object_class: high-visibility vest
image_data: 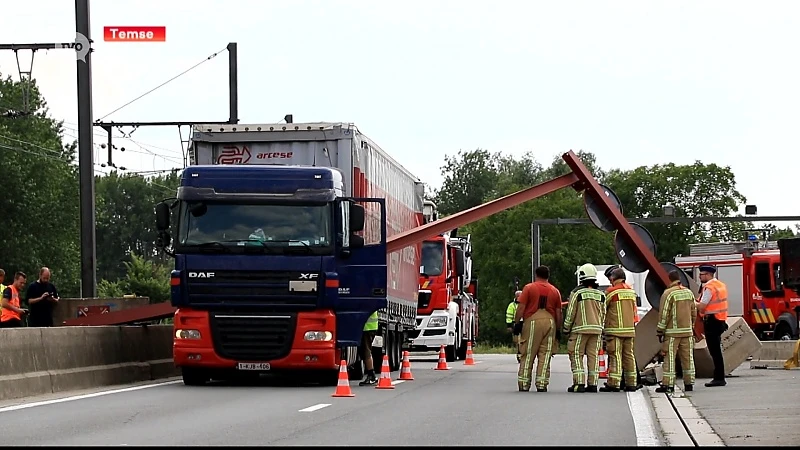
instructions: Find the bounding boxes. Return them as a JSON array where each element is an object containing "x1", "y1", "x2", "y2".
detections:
[
  {"x1": 1, "y1": 285, "x2": 21, "y2": 322},
  {"x1": 506, "y1": 301, "x2": 518, "y2": 324},
  {"x1": 702, "y1": 278, "x2": 728, "y2": 321},
  {"x1": 363, "y1": 311, "x2": 379, "y2": 332}
]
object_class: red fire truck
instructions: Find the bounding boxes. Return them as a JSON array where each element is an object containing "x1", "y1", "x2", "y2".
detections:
[
  {"x1": 673, "y1": 237, "x2": 800, "y2": 340},
  {"x1": 406, "y1": 201, "x2": 479, "y2": 361}
]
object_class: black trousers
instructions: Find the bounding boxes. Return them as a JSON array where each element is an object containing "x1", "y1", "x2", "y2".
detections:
[{"x1": 704, "y1": 316, "x2": 728, "y2": 381}]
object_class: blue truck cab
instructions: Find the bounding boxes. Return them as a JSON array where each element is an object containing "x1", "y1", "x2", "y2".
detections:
[{"x1": 155, "y1": 164, "x2": 387, "y2": 385}]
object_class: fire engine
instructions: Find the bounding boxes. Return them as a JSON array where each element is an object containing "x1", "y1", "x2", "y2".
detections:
[
  {"x1": 673, "y1": 236, "x2": 800, "y2": 341},
  {"x1": 406, "y1": 200, "x2": 479, "y2": 362}
]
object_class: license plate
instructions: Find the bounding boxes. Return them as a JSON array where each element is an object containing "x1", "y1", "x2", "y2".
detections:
[{"x1": 237, "y1": 362, "x2": 270, "y2": 371}]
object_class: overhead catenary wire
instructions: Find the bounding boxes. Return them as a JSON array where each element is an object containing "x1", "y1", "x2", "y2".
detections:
[{"x1": 95, "y1": 45, "x2": 229, "y2": 122}]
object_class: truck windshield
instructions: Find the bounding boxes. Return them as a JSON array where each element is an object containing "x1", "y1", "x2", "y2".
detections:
[
  {"x1": 421, "y1": 241, "x2": 445, "y2": 276},
  {"x1": 177, "y1": 202, "x2": 333, "y2": 250}
]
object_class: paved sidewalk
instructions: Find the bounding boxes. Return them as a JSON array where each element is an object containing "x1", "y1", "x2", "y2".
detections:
[{"x1": 681, "y1": 362, "x2": 800, "y2": 446}]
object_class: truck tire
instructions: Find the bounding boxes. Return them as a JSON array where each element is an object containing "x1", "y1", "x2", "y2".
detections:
[
  {"x1": 349, "y1": 357, "x2": 364, "y2": 381},
  {"x1": 445, "y1": 322, "x2": 460, "y2": 362},
  {"x1": 390, "y1": 330, "x2": 403, "y2": 372},
  {"x1": 456, "y1": 339, "x2": 468, "y2": 360},
  {"x1": 181, "y1": 367, "x2": 209, "y2": 386}
]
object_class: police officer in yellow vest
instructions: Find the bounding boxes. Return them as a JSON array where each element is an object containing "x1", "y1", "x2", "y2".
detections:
[
  {"x1": 656, "y1": 270, "x2": 698, "y2": 393},
  {"x1": 506, "y1": 291, "x2": 522, "y2": 362},
  {"x1": 563, "y1": 263, "x2": 606, "y2": 393},
  {"x1": 359, "y1": 311, "x2": 379, "y2": 386},
  {"x1": 600, "y1": 266, "x2": 638, "y2": 392},
  {"x1": 697, "y1": 265, "x2": 728, "y2": 387}
]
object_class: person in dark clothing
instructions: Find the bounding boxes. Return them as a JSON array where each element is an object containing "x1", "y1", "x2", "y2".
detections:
[{"x1": 26, "y1": 267, "x2": 60, "y2": 327}]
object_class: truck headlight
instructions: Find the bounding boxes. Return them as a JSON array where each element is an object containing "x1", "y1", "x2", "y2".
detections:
[
  {"x1": 175, "y1": 329, "x2": 201, "y2": 340},
  {"x1": 428, "y1": 316, "x2": 448, "y2": 327},
  {"x1": 304, "y1": 331, "x2": 333, "y2": 341}
]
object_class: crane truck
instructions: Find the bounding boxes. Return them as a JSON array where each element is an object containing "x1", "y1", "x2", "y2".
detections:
[
  {"x1": 154, "y1": 122, "x2": 424, "y2": 385},
  {"x1": 407, "y1": 200, "x2": 479, "y2": 361},
  {"x1": 674, "y1": 236, "x2": 800, "y2": 341}
]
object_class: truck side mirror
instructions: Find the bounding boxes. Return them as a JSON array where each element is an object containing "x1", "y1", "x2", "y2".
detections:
[
  {"x1": 350, "y1": 203, "x2": 365, "y2": 232},
  {"x1": 454, "y1": 248, "x2": 465, "y2": 276},
  {"x1": 156, "y1": 202, "x2": 171, "y2": 232}
]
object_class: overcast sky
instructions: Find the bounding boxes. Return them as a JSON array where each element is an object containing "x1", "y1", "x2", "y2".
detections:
[{"x1": 1, "y1": 0, "x2": 798, "y2": 222}]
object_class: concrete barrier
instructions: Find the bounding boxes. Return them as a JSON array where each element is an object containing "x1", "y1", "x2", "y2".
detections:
[
  {"x1": 749, "y1": 340, "x2": 799, "y2": 369},
  {"x1": 0, "y1": 325, "x2": 176, "y2": 401},
  {"x1": 693, "y1": 317, "x2": 762, "y2": 378}
]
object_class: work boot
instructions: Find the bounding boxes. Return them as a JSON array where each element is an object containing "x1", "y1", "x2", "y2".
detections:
[
  {"x1": 684, "y1": 384, "x2": 693, "y2": 392},
  {"x1": 655, "y1": 384, "x2": 674, "y2": 393},
  {"x1": 704, "y1": 379, "x2": 726, "y2": 387},
  {"x1": 585, "y1": 385, "x2": 598, "y2": 393},
  {"x1": 536, "y1": 386, "x2": 547, "y2": 392},
  {"x1": 567, "y1": 384, "x2": 585, "y2": 393},
  {"x1": 358, "y1": 373, "x2": 377, "y2": 386},
  {"x1": 518, "y1": 385, "x2": 530, "y2": 392},
  {"x1": 624, "y1": 385, "x2": 639, "y2": 392},
  {"x1": 599, "y1": 385, "x2": 620, "y2": 393}
]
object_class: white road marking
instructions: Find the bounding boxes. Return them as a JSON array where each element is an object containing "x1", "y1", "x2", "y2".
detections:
[
  {"x1": 298, "y1": 403, "x2": 331, "y2": 412},
  {"x1": 0, "y1": 380, "x2": 182, "y2": 414},
  {"x1": 390, "y1": 380, "x2": 405, "y2": 385},
  {"x1": 627, "y1": 388, "x2": 663, "y2": 446}
]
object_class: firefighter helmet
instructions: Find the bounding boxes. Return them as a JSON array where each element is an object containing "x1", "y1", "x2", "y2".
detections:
[{"x1": 576, "y1": 263, "x2": 598, "y2": 283}]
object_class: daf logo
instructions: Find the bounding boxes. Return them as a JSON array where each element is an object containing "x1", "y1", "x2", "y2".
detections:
[
  {"x1": 188, "y1": 272, "x2": 215, "y2": 278},
  {"x1": 299, "y1": 273, "x2": 318, "y2": 279}
]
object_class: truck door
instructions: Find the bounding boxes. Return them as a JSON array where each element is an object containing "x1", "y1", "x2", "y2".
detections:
[{"x1": 334, "y1": 198, "x2": 388, "y2": 346}]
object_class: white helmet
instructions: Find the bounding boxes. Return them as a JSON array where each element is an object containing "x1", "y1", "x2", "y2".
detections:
[{"x1": 575, "y1": 263, "x2": 598, "y2": 283}]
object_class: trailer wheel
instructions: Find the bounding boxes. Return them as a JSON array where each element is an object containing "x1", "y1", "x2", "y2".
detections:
[
  {"x1": 349, "y1": 357, "x2": 364, "y2": 381},
  {"x1": 181, "y1": 367, "x2": 209, "y2": 386}
]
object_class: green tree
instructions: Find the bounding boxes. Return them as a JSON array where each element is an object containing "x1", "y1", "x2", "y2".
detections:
[
  {"x1": 432, "y1": 148, "x2": 502, "y2": 216},
  {"x1": 95, "y1": 170, "x2": 180, "y2": 281},
  {"x1": 96, "y1": 253, "x2": 170, "y2": 303},
  {"x1": 0, "y1": 73, "x2": 80, "y2": 296}
]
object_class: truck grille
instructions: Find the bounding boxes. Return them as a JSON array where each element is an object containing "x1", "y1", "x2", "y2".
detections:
[
  {"x1": 209, "y1": 312, "x2": 296, "y2": 361},
  {"x1": 186, "y1": 270, "x2": 317, "y2": 307},
  {"x1": 418, "y1": 291, "x2": 431, "y2": 309}
]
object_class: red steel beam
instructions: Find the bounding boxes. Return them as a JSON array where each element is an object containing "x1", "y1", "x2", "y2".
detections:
[
  {"x1": 387, "y1": 172, "x2": 580, "y2": 253},
  {"x1": 561, "y1": 150, "x2": 671, "y2": 290},
  {"x1": 62, "y1": 302, "x2": 177, "y2": 326}
]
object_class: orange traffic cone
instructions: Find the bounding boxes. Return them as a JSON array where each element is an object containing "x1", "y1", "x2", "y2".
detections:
[
  {"x1": 331, "y1": 360, "x2": 355, "y2": 397},
  {"x1": 375, "y1": 355, "x2": 395, "y2": 389},
  {"x1": 434, "y1": 345, "x2": 449, "y2": 370},
  {"x1": 463, "y1": 341, "x2": 476, "y2": 366},
  {"x1": 399, "y1": 351, "x2": 415, "y2": 380},
  {"x1": 599, "y1": 349, "x2": 608, "y2": 379}
]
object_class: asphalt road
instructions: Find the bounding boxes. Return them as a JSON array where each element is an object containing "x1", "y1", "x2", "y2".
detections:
[{"x1": 0, "y1": 354, "x2": 660, "y2": 446}]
